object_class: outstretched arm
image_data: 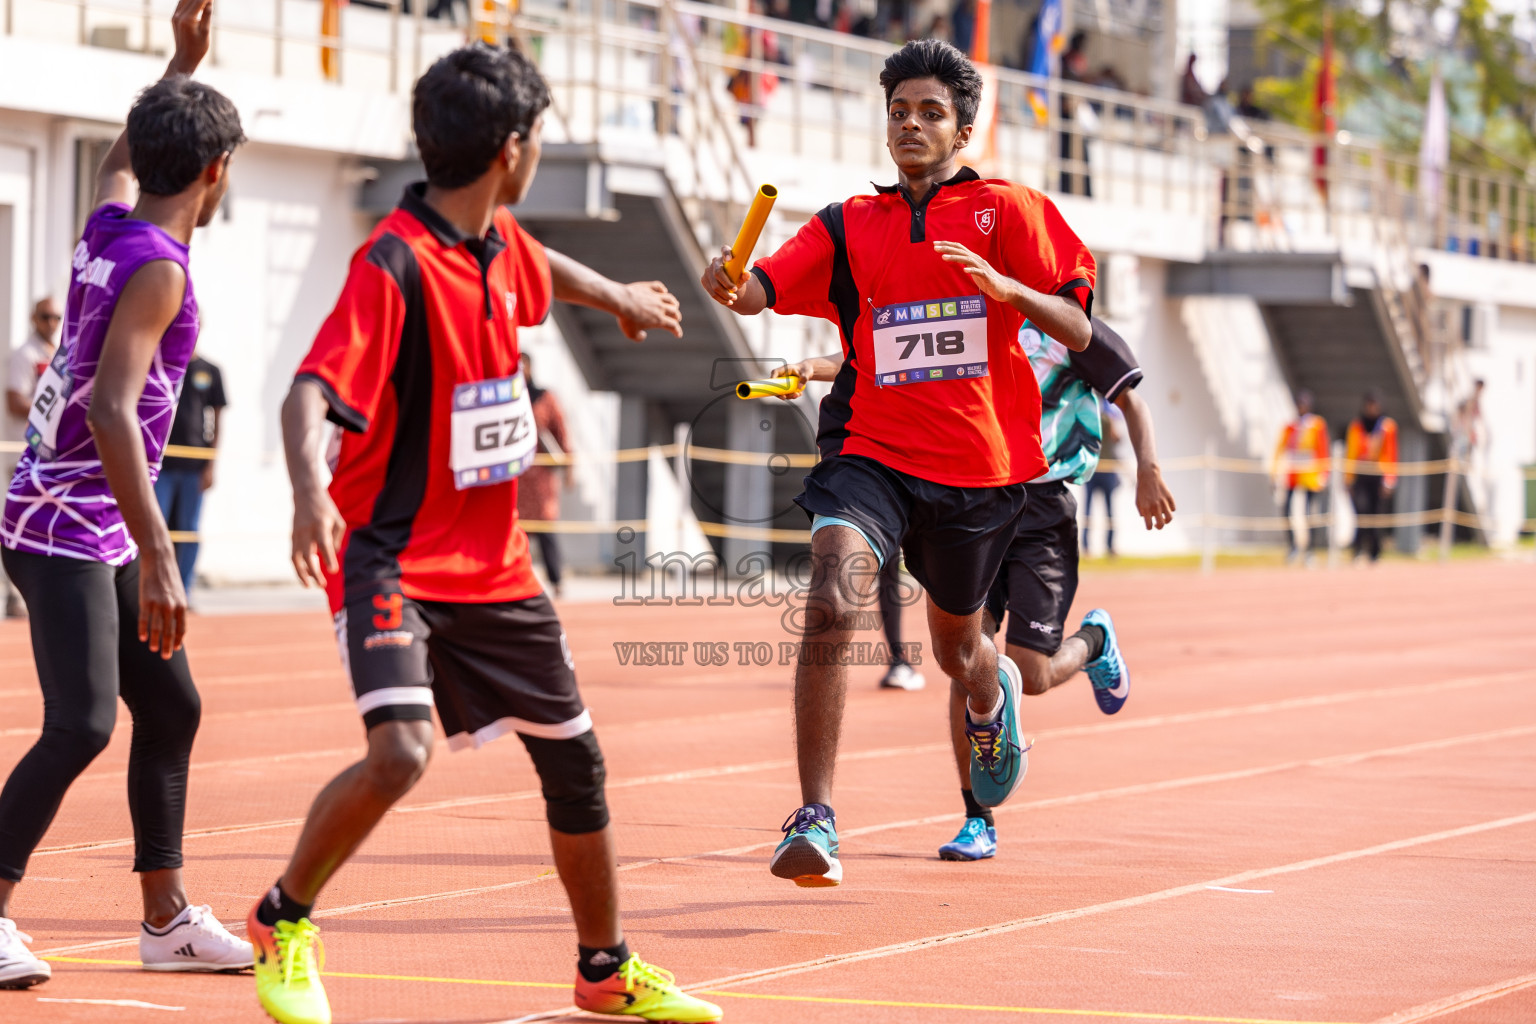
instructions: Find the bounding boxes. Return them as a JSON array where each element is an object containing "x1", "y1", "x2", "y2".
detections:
[
  {"x1": 86, "y1": 262, "x2": 189, "y2": 657},
  {"x1": 546, "y1": 248, "x2": 682, "y2": 342},
  {"x1": 765, "y1": 352, "x2": 843, "y2": 400},
  {"x1": 1114, "y1": 387, "x2": 1175, "y2": 530},
  {"x1": 94, "y1": 0, "x2": 215, "y2": 210},
  {"x1": 931, "y1": 241, "x2": 1092, "y2": 351}
]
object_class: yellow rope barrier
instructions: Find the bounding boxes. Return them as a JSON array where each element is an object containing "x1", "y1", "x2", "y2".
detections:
[{"x1": 3, "y1": 442, "x2": 1528, "y2": 545}]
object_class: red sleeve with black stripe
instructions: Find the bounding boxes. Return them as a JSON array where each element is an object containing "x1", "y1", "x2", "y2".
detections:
[
  {"x1": 501, "y1": 210, "x2": 553, "y2": 327},
  {"x1": 751, "y1": 215, "x2": 840, "y2": 323},
  {"x1": 295, "y1": 240, "x2": 407, "y2": 433},
  {"x1": 998, "y1": 188, "x2": 1097, "y2": 316}
]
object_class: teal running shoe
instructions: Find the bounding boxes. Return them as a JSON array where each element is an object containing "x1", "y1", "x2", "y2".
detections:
[
  {"x1": 965, "y1": 654, "x2": 1029, "y2": 808},
  {"x1": 1082, "y1": 609, "x2": 1129, "y2": 715},
  {"x1": 938, "y1": 817, "x2": 997, "y2": 861},
  {"x1": 769, "y1": 805, "x2": 841, "y2": 887}
]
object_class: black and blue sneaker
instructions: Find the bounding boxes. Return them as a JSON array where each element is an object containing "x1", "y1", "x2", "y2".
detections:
[
  {"x1": 1082, "y1": 609, "x2": 1129, "y2": 715},
  {"x1": 938, "y1": 817, "x2": 997, "y2": 861},
  {"x1": 965, "y1": 654, "x2": 1029, "y2": 808},
  {"x1": 769, "y1": 804, "x2": 841, "y2": 887}
]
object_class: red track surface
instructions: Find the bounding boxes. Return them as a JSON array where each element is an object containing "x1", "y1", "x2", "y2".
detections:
[{"x1": 2, "y1": 560, "x2": 1533, "y2": 1023}]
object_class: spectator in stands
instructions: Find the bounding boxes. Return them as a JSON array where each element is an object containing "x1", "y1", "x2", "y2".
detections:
[
  {"x1": 1272, "y1": 388, "x2": 1330, "y2": 563},
  {"x1": 950, "y1": 0, "x2": 976, "y2": 55},
  {"x1": 1235, "y1": 85, "x2": 1270, "y2": 121},
  {"x1": 155, "y1": 350, "x2": 226, "y2": 599},
  {"x1": 1180, "y1": 53, "x2": 1210, "y2": 108},
  {"x1": 726, "y1": 2, "x2": 784, "y2": 147},
  {"x1": 1345, "y1": 389, "x2": 1397, "y2": 563},
  {"x1": 1082, "y1": 397, "x2": 1123, "y2": 556},
  {"x1": 1059, "y1": 31, "x2": 1094, "y2": 196},
  {"x1": 3, "y1": 297, "x2": 61, "y2": 618},
  {"x1": 517, "y1": 353, "x2": 573, "y2": 599}
]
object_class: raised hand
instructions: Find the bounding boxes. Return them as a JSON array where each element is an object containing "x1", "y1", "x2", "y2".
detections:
[{"x1": 168, "y1": 0, "x2": 214, "y2": 75}]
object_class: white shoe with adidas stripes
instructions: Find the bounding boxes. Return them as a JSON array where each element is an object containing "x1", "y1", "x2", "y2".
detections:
[{"x1": 140, "y1": 904, "x2": 253, "y2": 972}]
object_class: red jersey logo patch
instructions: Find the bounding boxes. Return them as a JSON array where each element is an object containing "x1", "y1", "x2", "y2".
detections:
[{"x1": 975, "y1": 208, "x2": 996, "y2": 234}]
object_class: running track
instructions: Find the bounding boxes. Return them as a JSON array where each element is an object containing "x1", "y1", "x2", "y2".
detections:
[{"x1": 1, "y1": 560, "x2": 1533, "y2": 1023}]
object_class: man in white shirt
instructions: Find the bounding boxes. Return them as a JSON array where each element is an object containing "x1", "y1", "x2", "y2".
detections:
[{"x1": 3, "y1": 297, "x2": 61, "y2": 617}]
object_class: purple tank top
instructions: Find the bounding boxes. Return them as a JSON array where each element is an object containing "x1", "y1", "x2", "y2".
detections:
[{"x1": 2, "y1": 203, "x2": 199, "y2": 565}]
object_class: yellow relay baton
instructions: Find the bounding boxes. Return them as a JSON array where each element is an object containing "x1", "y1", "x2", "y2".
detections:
[
  {"x1": 723, "y1": 184, "x2": 779, "y2": 284},
  {"x1": 736, "y1": 375, "x2": 804, "y2": 400}
]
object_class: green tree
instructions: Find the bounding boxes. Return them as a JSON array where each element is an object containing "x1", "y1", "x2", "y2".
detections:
[{"x1": 1249, "y1": 0, "x2": 1536, "y2": 173}]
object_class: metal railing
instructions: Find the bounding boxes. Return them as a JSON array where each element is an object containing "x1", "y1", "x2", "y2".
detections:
[{"x1": 7, "y1": 0, "x2": 1533, "y2": 261}]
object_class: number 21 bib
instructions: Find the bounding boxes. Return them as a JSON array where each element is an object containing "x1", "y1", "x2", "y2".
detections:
[{"x1": 870, "y1": 294, "x2": 988, "y2": 386}]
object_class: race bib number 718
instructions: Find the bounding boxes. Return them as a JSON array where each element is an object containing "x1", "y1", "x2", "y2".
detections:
[{"x1": 871, "y1": 295, "x2": 989, "y2": 385}]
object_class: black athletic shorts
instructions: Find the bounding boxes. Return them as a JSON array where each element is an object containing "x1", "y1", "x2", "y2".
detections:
[
  {"x1": 984, "y1": 481, "x2": 1080, "y2": 655},
  {"x1": 794, "y1": 454, "x2": 1028, "y2": 617},
  {"x1": 336, "y1": 585, "x2": 589, "y2": 750}
]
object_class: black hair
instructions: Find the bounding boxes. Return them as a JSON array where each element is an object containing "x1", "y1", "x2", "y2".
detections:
[
  {"x1": 1362, "y1": 387, "x2": 1382, "y2": 404},
  {"x1": 126, "y1": 77, "x2": 245, "y2": 197},
  {"x1": 413, "y1": 43, "x2": 550, "y2": 189},
  {"x1": 878, "y1": 39, "x2": 984, "y2": 129}
]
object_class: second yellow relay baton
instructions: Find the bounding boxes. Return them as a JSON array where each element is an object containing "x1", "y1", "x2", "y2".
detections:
[
  {"x1": 736, "y1": 376, "x2": 804, "y2": 400},
  {"x1": 724, "y1": 184, "x2": 779, "y2": 284}
]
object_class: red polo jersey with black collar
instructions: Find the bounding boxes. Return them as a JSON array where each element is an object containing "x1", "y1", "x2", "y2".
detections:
[
  {"x1": 752, "y1": 167, "x2": 1095, "y2": 487},
  {"x1": 295, "y1": 184, "x2": 553, "y2": 611}
]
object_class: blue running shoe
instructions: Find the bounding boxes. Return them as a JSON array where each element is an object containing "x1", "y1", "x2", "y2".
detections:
[
  {"x1": 965, "y1": 654, "x2": 1029, "y2": 808},
  {"x1": 938, "y1": 817, "x2": 997, "y2": 861},
  {"x1": 769, "y1": 805, "x2": 841, "y2": 887},
  {"x1": 1082, "y1": 608, "x2": 1129, "y2": 715}
]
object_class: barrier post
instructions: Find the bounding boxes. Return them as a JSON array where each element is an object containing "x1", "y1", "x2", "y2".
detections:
[
  {"x1": 1201, "y1": 437, "x2": 1216, "y2": 574},
  {"x1": 1327, "y1": 439, "x2": 1345, "y2": 569},
  {"x1": 1439, "y1": 453, "x2": 1460, "y2": 561}
]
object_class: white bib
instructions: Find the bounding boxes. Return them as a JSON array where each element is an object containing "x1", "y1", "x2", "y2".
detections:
[
  {"x1": 449, "y1": 371, "x2": 537, "y2": 490},
  {"x1": 25, "y1": 347, "x2": 72, "y2": 460},
  {"x1": 870, "y1": 294, "x2": 989, "y2": 386}
]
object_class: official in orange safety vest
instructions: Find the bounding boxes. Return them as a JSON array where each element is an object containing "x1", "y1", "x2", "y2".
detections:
[
  {"x1": 1272, "y1": 388, "x2": 1330, "y2": 560},
  {"x1": 1344, "y1": 389, "x2": 1398, "y2": 563}
]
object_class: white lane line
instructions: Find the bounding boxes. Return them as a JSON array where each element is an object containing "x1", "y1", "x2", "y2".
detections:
[
  {"x1": 32, "y1": 670, "x2": 1530, "y2": 858},
  {"x1": 34, "y1": 722, "x2": 1536, "y2": 958},
  {"x1": 691, "y1": 723, "x2": 1536, "y2": 860},
  {"x1": 688, "y1": 810, "x2": 1536, "y2": 993},
  {"x1": 37, "y1": 997, "x2": 185, "y2": 1011},
  {"x1": 1372, "y1": 971, "x2": 1536, "y2": 1023},
  {"x1": 1207, "y1": 886, "x2": 1273, "y2": 894}
]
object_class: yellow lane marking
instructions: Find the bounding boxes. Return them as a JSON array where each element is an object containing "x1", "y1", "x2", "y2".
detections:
[{"x1": 35, "y1": 959, "x2": 1360, "y2": 1024}]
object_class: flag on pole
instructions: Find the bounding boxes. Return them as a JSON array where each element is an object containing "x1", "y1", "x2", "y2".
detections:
[
  {"x1": 1312, "y1": 14, "x2": 1336, "y2": 198},
  {"x1": 1418, "y1": 65, "x2": 1449, "y2": 226},
  {"x1": 321, "y1": 0, "x2": 345, "y2": 82},
  {"x1": 1026, "y1": 0, "x2": 1063, "y2": 125}
]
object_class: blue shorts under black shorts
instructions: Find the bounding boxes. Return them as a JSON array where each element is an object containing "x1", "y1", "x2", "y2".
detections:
[{"x1": 793, "y1": 454, "x2": 1028, "y2": 617}]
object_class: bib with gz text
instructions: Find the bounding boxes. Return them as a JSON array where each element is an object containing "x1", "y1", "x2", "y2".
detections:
[
  {"x1": 450, "y1": 371, "x2": 537, "y2": 490},
  {"x1": 871, "y1": 295, "x2": 988, "y2": 386}
]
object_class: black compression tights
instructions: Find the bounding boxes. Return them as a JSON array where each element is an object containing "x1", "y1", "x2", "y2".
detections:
[{"x1": 0, "y1": 548, "x2": 201, "y2": 883}]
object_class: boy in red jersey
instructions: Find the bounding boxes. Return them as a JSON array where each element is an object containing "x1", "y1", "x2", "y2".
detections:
[
  {"x1": 248, "y1": 44, "x2": 719, "y2": 1024},
  {"x1": 702, "y1": 39, "x2": 1095, "y2": 888}
]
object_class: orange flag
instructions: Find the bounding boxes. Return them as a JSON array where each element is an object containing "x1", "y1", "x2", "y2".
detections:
[{"x1": 321, "y1": 0, "x2": 344, "y2": 82}]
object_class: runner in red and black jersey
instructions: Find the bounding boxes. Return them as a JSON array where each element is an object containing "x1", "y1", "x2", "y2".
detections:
[
  {"x1": 247, "y1": 44, "x2": 720, "y2": 1024},
  {"x1": 702, "y1": 39, "x2": 1096, "y2": 888}
]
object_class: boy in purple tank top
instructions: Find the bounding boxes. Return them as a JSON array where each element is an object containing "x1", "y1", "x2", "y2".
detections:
[{"x1": 0, "y1": 0, "x2": 254, "y2": 989}]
